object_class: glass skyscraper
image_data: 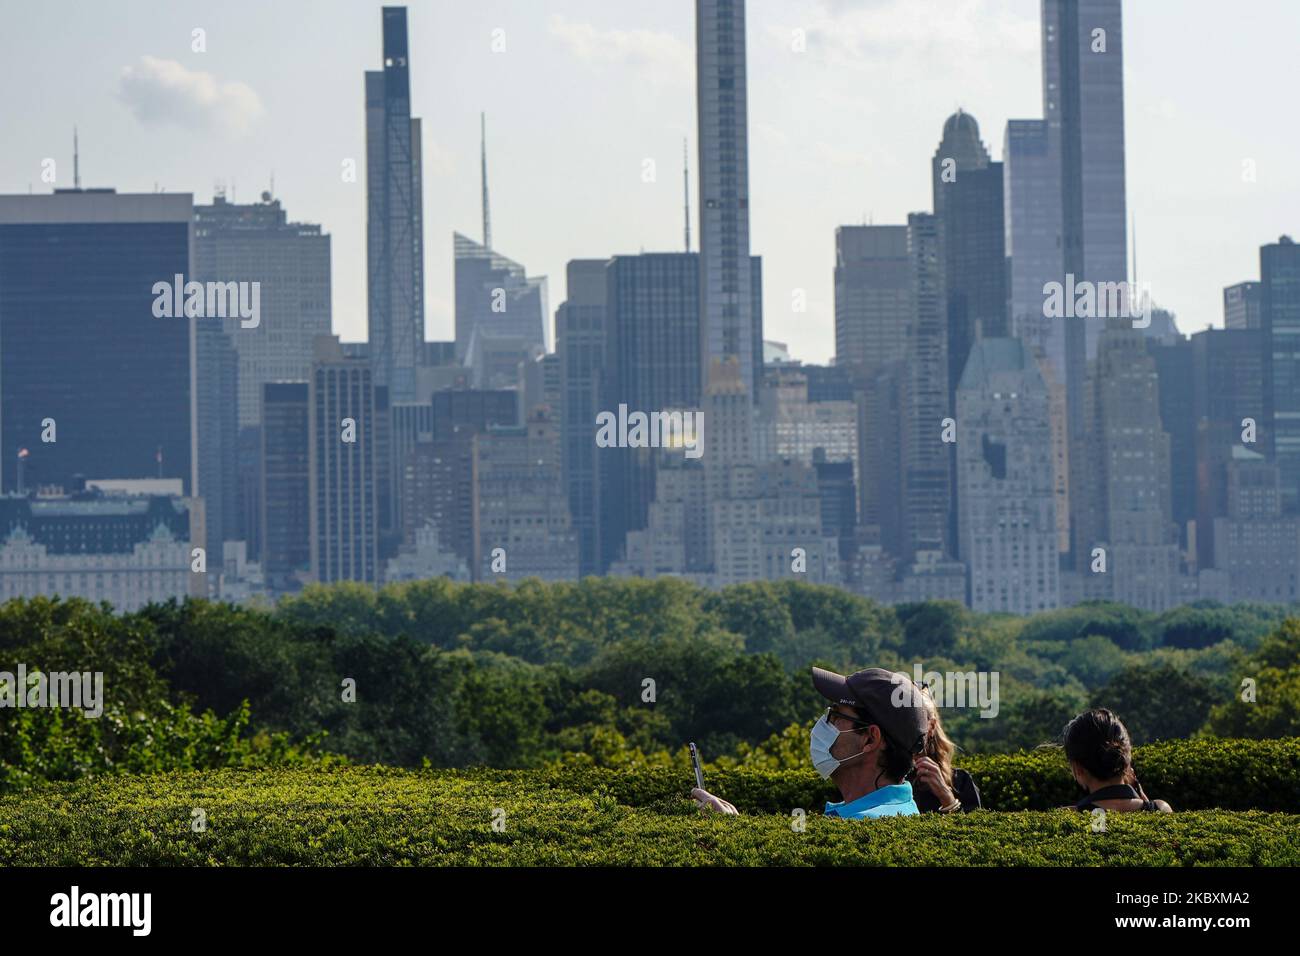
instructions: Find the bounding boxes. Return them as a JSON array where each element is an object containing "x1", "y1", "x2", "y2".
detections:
[
  {"x1": 366, "y1": 6, "x2": 424, "y2": 403},
  {"x1": 1262, "y1": 236, "x2": 1300, "y2": 512},
  {"x1": 0, "y1": 190, "x2": 193, "y2": 495}
]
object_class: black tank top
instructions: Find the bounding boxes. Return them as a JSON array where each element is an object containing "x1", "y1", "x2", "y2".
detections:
[{"x1": 1076, "y1": 784, "x2": 1158, "y2": 812}]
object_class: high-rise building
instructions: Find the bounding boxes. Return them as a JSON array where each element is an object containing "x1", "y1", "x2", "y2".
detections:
[
  {"x1": 1003, "y1": 119, "x2": 1062, "y2": 364},
  {"x1": 1261, "y1": 236, "x2": 1300, "y2": 511},
  {"x1": 557, "y1": 259, "x2": 610, "y2": 575},
  {"x1": 1224, "y1": 281, "x2": 1262, "y2": 331},
  {"x1": 756, "y1": 368, "x2": 858, "y2": 487},
  {"x1": 602, "y1": 253, "x2": 702, "y2": 568},
  {"x1": 192, "y1": 192, "x2": 330, "y2": 565},
  {"x1": 454, "y1": 233, "x2": 548, "y2": 365},
  {"x1": 932, "y1": 110, "x2": 1008, "y2": 558},
  {"x1": 932, "y1": 111, "x2": 1007, "y2": 405},
  {"x1": 695, "y1": 0, "x2": 761, "y2": 399},
  {"x1": 956, "y1": 338, "x2": 1059, "y2": 613},
  {"x1": 1211, "y1": 448, "x2": 1299, "y2": 603},
  {"x1": 0, "y1": 190, "x2": 194, "y2": 496},
  {"x1": 260, "y1": 382, "x2": 311, "y2": 594},
  {"x1": 194, "y1": 317, "x2": 239, "y2": 582},
  {"x1": 193, "y1": 193, "x2": 331, "y2": 427},
  {"x1": 366, "y1": 6, "x2": 425, "y2": 403},
  {"x1": 1043, "y1": 0, "x2": 1129, "y2": 566},
  {"x1": 1147, "y1": 335, "x2": 1195, "y2": 552},
  {"x1": 1191, "y1": 327, "x2": 1266, "y2": 569},
  {"x1": 900, "y1": 212, "x2": 950, "y2": 564},
  {"x1": 1080, "y1": 323, "x2": 1180, "y2": 612},
  {"x1": 834, "y1": 226, "x2": 912, "y2": 373},
  {"x1": 309, "y1": 336, "x2": 378, "y2": 583},
  {"x1": 476, "y1": 408, "x2": 579, "y2": 581}
]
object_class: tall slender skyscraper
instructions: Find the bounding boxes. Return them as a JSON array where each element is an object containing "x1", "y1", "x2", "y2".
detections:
[
  {"x1": 366, "y1": 6, "x2": 424, "y2": 403},
  {"x1": 901, "y1": 212, "x2": 951, "y2": 564},
  {"x1": 695, "y1": 0, "x2": 760, "y2": 399},
  {"x1": 1262, "y1": 235, "x2": 1300, "y2": 511}
]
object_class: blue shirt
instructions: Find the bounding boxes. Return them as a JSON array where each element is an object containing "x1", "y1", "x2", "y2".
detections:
[{"x1": 824, "y1": 782, "x2": 920, "y2": 819}]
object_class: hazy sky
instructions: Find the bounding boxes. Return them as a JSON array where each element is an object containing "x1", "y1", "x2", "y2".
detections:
[{"x1": 2, "y1": 0, "x2": 1297, "y2": 364}]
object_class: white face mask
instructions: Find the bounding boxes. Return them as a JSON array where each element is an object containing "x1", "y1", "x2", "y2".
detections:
[{"x1": 809, "y1": 713, "x2": 866, "y2": 780}]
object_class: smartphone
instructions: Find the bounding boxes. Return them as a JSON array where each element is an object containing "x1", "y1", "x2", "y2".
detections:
[{"x1": 689, "y1": 741, "x2": 705, "y2": 791}]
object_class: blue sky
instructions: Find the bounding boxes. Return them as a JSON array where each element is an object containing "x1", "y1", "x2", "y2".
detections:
[{"x1": 2, "y1": 0, "x2": 1296, "y2": 363}]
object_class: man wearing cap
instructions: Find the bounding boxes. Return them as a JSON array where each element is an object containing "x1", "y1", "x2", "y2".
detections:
[{"x1": 692, "y1": 667, "x2": 929, "y2": 820}]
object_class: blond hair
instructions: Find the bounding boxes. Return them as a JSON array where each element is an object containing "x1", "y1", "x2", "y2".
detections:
[{"x1": 918, "y1": 687, "x2": 955, "y2": 788}]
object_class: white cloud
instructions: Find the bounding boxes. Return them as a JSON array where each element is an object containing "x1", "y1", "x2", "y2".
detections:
[
  {"x1": 770, "y1": 0, "x2": 1038, "y2": 73},
  {"x1": 548, "y1": 15, "x2": 691, "y2": 87},
  {"x1": 118, "y1": 56, "x2": 265, "y2": 137}
]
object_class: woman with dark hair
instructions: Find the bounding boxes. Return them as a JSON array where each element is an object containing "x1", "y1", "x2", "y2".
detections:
[
  {"x1": 1063, "y1": 708, "x2": 1172, "y2": 813},
  {"x1": 911, "y1": 686, "x2": 981, "y2": 813}
]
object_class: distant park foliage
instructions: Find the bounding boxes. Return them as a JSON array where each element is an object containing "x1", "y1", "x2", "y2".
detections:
[{"x1": 2, "y1": 578, "x2": 1299, "y2": 792}]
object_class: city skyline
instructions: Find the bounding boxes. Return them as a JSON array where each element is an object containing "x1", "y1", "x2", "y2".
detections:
[{"x1": 3, "y1": 0, "x2": 1298, "y2": 365}]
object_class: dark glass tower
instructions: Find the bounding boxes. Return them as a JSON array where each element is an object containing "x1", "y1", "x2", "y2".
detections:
[
  {"x1": 0, "y1": 191, "x2": 193, "y2": 495},
  {"x1": 1262, "y1": 236, "x2": 1300, "y2": 511},
  {"x1": 603, "y1": 253, "x2": 702, "y2": 570},
  {"x1": 557, "y1": 259, "x2": 610, "y2": 576},
  {"x1": 261, "y1": 382, "x2": 311, "y2": 594},
  {"x1": 366, "y1": 6, "x2": 424, "y2": 403}
]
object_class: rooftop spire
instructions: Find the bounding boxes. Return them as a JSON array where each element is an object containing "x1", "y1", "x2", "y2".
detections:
[
  {"x1": 480, "y1": 112, "x2": 492, "y2": 251},
  {"x1": 73, "y1": 126, "x2": 80, "y2": 190}
]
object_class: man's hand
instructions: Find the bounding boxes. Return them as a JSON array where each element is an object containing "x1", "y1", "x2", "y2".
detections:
[
  {"x1": 692, "y1": 788, "x2": 739, "y2": 815},
  {"x1": 912, "y1": 755, "x2": 956, "y2": 808}
]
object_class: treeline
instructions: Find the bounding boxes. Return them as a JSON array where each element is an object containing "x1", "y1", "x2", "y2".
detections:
[{"x1": 1, "y1": 579, "x2": 1298, "y2": 791}]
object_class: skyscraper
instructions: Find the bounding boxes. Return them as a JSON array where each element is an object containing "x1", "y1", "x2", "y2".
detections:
[
  {"x1": 453, "y1": 233, "x2": 548, "y2": 367},
  {"x1": 932, "y1": 110, "x2": 1008, "y2": 558},
  {"x1": 956, "y1": 338, "x2": 1059, "y2": 613},
  {"x1": 932, "y1": 111, "x2": 1007, "y2": 409},
  {"x1": 695, "y1": 0, "x2": 761, "y2": 399},
  {"x1": 1044, "y1": 0, "x2": 1129, "y2": 567},
  {"x1": 0, "y1": 190, "x2": 193, "y2": 495},
  {"x1": 193, "y1": 193, "x2": 332, "y2": 428},
  {"x1": 900, "y1": 212, "x2": 951, "y2": 564},
  {"x1": 834, "y1": 226, "x2": 912, "y2": 373},
  {"x1": 193, "y1": 191, "x2": 330, "y2": 564},
  {"x1": 602, "y1": 252, "x2": 701, "y2": 571},
  {"x1": 309, "y1": 336, "x2": 378, "y2": 583},
  {"x1": 366, "y1": 6, "x2": 425, "y2": 404},
  {"x1": 1224, "y1": 281, "x2": 1262, "y2": 331},
  {"x1": 557, "y1": 259, "x2": 610, "y2": 576},
  {"x1": 261, "y1": 382, "x2": 311, "y2": 594},
  {"x1": 1261, "y1": 235, "x2": 1300, "y2": 511}
]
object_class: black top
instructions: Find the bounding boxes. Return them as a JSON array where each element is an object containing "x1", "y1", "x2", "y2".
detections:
[
  {"x1": 1076, "y1": 784, "x2": 1159, "y2": 812},
  {"x1": 914, "y1": 768, "x2": 981, "y2": 813}
]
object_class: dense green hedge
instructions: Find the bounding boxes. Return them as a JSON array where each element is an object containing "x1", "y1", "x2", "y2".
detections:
[
  {"x1": 1, "y1": 765, "x2": 1297, "y2": 866},
  {"x1": 547, "y1": 737, "x2": 1300, "y2": 814}
]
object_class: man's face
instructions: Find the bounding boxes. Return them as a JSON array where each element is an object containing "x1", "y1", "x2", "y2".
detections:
[{"x1": 827, "y1": 706, "x2": 873, "y2": 761}]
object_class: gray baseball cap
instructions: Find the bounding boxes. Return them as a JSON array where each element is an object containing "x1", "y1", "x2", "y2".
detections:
[{"x1": 811, "y1": 666, "x2": 929, "y2": 756}]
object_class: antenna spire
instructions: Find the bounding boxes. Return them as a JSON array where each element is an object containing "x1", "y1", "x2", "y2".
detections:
[
  {"x1": 480, "y1": 112, "x2": 492, "y2": 251},
  {"x1": 73, "y1": 126, "x2": 80, "y2": 190},
  {"x1": 683, "y1": 137, "x2": 691, "y2": 253}
]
